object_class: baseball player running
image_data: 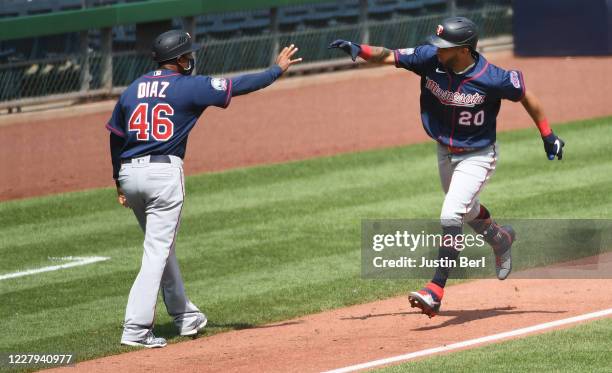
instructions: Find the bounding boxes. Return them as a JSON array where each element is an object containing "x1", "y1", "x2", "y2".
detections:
[
  {"x1": 106, "y1": 30, "x2": 301, "y2": 347},
  {"x1": 330, "y1": 17, "x2": 564, "y2": 317}
]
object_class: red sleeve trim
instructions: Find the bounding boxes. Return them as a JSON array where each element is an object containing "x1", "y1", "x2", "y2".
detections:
[
  {"x1": 223, "y1": 79, "x2": 233, "y2": 108},
  {"x1": 393, "y1": 49, "x2": 400, "y2": 67},
  {"x1": 106, "y1": 122, "x2": 125, "y2": 137}
]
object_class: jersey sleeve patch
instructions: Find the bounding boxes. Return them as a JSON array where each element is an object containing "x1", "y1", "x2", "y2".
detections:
[
  {"x1": 398, "y1": 48, "x2": 415, "y2": 55},
  {"x1": 211, "y1": 78, "x2": 229, "y2": 91},
  {"x1": 510, "y1": 71, "x2": 521, "y2": 89},
  {"x1": 499, "y1": 69, "x2": 525, "y2": 102},
  {"x1": 191, "y1": 76, "x2": 232, "y2": 109}
]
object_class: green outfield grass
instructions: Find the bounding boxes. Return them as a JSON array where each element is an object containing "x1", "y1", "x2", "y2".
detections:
[
  {"x1": 0, "y1": 116, "x2": 611, "y2": 369},
  {"x1": 379, "y1": 317, "x2": 612, "y2": 373}
]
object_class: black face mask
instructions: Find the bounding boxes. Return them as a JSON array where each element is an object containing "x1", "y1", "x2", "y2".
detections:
[{"x1": 180, "y1": 57, "x2": 195, "y2": 76}]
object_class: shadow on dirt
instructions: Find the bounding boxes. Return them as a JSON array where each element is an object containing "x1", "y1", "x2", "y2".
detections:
[
  {"x1": 413, "y1": 306, "x2": 567, "y2": 331},
  {"x1": 340, "y1": 306, "x2": 567, "y2": 331}
]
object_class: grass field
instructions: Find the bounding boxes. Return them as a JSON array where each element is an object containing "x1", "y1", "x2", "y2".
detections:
[
  {"x1": 380, "y1": 317, "x2": 612, "y2": 372},
  {"x1": 1, "y1": 116, "x2": 611, "y2": 370}
]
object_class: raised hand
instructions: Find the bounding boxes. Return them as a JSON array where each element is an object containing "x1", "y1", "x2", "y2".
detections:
[
  {"x1": 276, "y1": 44, "x2": 303, "y2": 73},
  {"x1": 328, "y1": 39, "x2": 361, "y2": 61}
]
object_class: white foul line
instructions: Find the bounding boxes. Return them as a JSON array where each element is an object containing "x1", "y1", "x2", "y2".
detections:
[
  {"x1": 322, "y1": 307, "x2": 612, "y2": 373},
  {"x1": 0, "y1": 256, "x2": 110, "y2": 281}
]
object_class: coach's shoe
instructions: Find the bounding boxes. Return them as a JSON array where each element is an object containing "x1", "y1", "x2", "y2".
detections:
[
  {"x1": 121, "y1": 331, "x2": 167, "y2": 348},
  {"x1": 408, "y1": 282, "x2": 444, "y2": 318},
  {"x1": 179, "y1": 313, "x2": 208, "y2": 336},
  {"x1": 487, "y1": 225, "x2": 515, "y2": 280}
]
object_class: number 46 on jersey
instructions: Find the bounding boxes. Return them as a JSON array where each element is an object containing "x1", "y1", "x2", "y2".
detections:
[{"x1": 128, "y1": 103, "x2": 175, "y2": 141}]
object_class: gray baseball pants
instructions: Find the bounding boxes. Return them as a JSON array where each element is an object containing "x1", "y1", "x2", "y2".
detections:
[
  {"x1": 118, "y1": 155, "x2": 201, "y2": 342},
  {"x1": 437, "y1": 143, "x2": 498, "y2": 228}
]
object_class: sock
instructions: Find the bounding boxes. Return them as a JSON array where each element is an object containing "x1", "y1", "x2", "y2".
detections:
[
  {"x1": 468, "y1": 205, "x2": 511, "y2": 253},
  {"x1": 431, "y1": 226, "x2": 462, "y2": 288},
  {"x1": 468, "y1": 205, "x2": 493, "y2": 234}
]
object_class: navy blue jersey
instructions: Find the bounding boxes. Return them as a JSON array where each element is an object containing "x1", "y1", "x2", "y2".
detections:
[
  {"x1": 106, "y1": 69, "x2": 232, "y2": 159},
  {"x1": 394, "y1": 45, "x2": 525, "y2": 148}
]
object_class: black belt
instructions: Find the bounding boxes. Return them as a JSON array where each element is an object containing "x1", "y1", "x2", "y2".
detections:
[{"x1": 121, "y1": 155, "x2": 171, "y2": 164}]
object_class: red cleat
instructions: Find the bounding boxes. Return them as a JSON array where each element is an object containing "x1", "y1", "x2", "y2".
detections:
[{"x1": 408, "y1": 282, "x2": 444, "y2": 318}]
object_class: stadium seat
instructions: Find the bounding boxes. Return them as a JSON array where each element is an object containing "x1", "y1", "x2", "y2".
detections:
[
  {"x1": 59, "y1": 0, "x2": 85, "y2": 11},
  {"x1": 0, "y1": 0, "x2": 21, "y2": 17},
  {"x1": 396, "y1": 0, "x2": 424, "y2": 16},
  {"x1": 208, "y1": 14, "x2": 247, "y2": 39},
  {"x1": 242, "y1": 10, "x2": 271, "y2": 35},
  {"x1": 304, "y1": 3, "x2": 341, "y2": 27},
  {"x1": 92, "y1": 0, "x2": 120, "y2": 6},
  {"x1": 25, "y1": 0, "x2": 54, "y2": 15},
  {"x1": 279, "y1": 5, "x2": 311, "y2": 32},
  {"x1": 369, "y1": 0, "x2": 400, "y2": 20},
  {"x1": 113, "y1": 25, "x2": 135, "y2": 50},
  {"x1": 196, "y1": 14, "x2": 216, "y2": 28},
  {"x1": 422, "y1": 0, "x2": 447, "y2": 13},
  {"x1": 0, "y1": 12, "x2": 20, "y2": 19},
  {"x1": 195, "y1": 18, "x2": 215, "y2": 37},
  {"x1": 336, "y1": 0, "x2": 361, "y2": 24},
  {"x1": 0, "y1": 48, "x2": 16, "y2": 60}
]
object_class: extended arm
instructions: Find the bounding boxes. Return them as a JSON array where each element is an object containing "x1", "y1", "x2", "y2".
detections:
[
  {"x1": 328, "y1": 40, "x2": 395, "y2": 65},
  {"x1": 521, "y1": 90, "x2": 565, "y2": 160},
  {"x1": 358, "y1": 45, "x2": 396, "y2": 64},
  {"x1": 231, "y1": 44, "x2": 302, "y2": 97},
  {"x1": 231, "y1": 66, "x2": 283, "y2": 97}
]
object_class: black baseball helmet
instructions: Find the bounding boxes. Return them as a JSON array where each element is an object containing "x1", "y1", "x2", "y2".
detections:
[
  {"x1": 427, "y1": 17, "x2": 478, "y2": 50},
  {"x1": 152, "y1": 30, "x2": 200, "y2": 63}
]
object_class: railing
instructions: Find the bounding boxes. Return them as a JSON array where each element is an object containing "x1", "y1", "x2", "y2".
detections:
[{"x1": 0, "y1": 5, "x2": 512, "y2": 110}]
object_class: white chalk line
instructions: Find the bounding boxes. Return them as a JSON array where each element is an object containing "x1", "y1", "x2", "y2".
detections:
[
  {"x1": 322, "y1": 307, "x2": 612, "y2": 373},
  {"x1": 0, "y1": 256, "x2": 110, "y2": 281}
]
